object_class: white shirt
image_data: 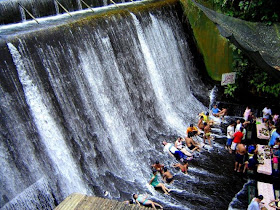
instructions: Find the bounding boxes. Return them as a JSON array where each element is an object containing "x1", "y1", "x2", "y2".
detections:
[
  {"x1": 163, "y1": 143, "x2": 177, "y2": 154},
  {"x1": 242, "y1": 128, "x2": 246, "y2": 140},
  {"x1": 175, "y1": 140, "x2": 183, "y2": 149},
  {"x1": 235, "y1": 123, "x2": 242, "y2": 132},
  {"x1": 263, "y1": 107, "x2": 272, "y2": 119},
  {"x1": 227, "y1": 125, "x2": 234, "y2": 139}
]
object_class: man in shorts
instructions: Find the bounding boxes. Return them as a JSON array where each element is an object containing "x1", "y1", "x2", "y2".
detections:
[
  {"x1": 203, "y1": 122, "x2": 212, "y2": 146},
  {"x1": 185, "y1": 137, "x2": 200, "y2": 153},
  {"x1": 234, "y1": 143, "x2": 246, "y2": 172}
]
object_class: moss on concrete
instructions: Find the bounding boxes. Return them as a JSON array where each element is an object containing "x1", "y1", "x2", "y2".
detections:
[{"x1": 180, "y1": 0, "x2": 233, "y2": 81}]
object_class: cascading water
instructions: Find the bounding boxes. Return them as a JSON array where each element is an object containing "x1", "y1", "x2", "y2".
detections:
[{"x1": 0, "y1": 2, "x2": 248, "y2": 210}]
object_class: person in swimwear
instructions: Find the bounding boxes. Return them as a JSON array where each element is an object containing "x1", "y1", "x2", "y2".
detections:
[
  {"x1": 174, "y1": 137, "x2": 193, "y2": 157},
  {"x1": 162, "y1": 167, "x2": 174, "y2": 184},
  {"x1": 149, "y1": 170, "x2": 170, "y2": 194},
  {"x1": 197, "y1": 115, "x2": 205, "y2": 130},
  {"x1": 173, "y1": 160, "x2": 189, "y2": 174},
  {"x1": 203, "y1": 122, "x2": 212, "y2": 146},
  {"x1": 234, "y1": 143, "x2": 246, "y2": 172},
  {"x1": 133, "y1": 193, "x2": 163, "y2": 209},
  {"x1": 185, "y1": 137, "x2": 200, "y2": 153},
  {"x1": 151, "y1": 161, "x2": 164, "y2": 175}
]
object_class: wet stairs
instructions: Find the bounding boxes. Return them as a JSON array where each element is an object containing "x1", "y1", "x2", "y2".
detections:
[{"x1": 55, "y1": 193, "x2": 153, "y2": 210}]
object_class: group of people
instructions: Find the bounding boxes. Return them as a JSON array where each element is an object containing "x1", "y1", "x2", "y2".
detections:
[
  {"x1": 125, "y1": 104, "x2": 280, "y2": 209},
  {"x1": 225, "y1": 105, "x2": 280, "y2": 176},
  {"x1": 220, "y1": 105, "x2": 280, "y2": 210},
  {"x1": 126, "y1": 107, "x2": 221, "y2": 209}
]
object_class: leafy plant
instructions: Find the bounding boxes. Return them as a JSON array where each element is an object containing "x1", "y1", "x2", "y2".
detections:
[{"x1": 224, "y1": 84, "x2": 237, "y2": 97}]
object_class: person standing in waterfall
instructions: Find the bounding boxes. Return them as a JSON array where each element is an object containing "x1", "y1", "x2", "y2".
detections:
[
  {"x1": 203, "y1": 122, "x2": 212, "y2": 146},
  {"x1": 197, "y1": 115, "x2": 205, "y2": 130}
]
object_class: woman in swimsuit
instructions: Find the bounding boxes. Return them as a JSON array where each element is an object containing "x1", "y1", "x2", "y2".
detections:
[
  {"x1": 149, "y1": 170, "x2": 170, "y2": 194},
  {"x1": 133, "y1": 194, "x2": 163, "y2": 209}
]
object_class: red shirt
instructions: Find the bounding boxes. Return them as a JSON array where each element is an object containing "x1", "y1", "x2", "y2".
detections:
[{"x1": 233, "y1": 131, "x2": 243, "y2": 143}]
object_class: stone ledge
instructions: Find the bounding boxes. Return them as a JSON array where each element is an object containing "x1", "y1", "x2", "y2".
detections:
[{"x1": 55, "y1": 193, "x2": 153, "y2": 210}]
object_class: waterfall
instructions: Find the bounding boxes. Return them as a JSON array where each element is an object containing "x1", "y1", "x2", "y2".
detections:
[
  {"x1": 209, "y1": 85, "x2": 218, "y2": 110},
  {"x1": 54, "y1": 0, "x2": 59, "y2": 15},
  {"x1": 0, "y1": 3, "x2": 247, "y2": 210},
  {"x1": 7, "y1": 42, "x2": 89, "y2": 196},
  {"x1": 19, "y1": 6, "x2": 27, "y2": 22},
  {"x1": 76, "y1": 0, "x2": 82, "y2": 10}
]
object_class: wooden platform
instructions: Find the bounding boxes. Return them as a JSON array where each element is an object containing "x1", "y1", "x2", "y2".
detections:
[{"x1": 55, "y1": 193, "x2": 153, "y2": 210}]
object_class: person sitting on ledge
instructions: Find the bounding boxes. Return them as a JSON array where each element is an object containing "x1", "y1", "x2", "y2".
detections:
[
  {"x1": 211, "y1": 104, "x2": 221, "y2": 117},
  {"x1": 173, "y1": 159, "x2": 189, "y2": 174},
  {"x1": 174, "y1": 137, "x2": 193, "y2": 157},
  {"x1": 151, "y1": 160, "x2": 164, "y2": 175},
  {"x1": 133, "y1": 193, "x2": 163, "y2": 209},
  {"x1": 185, "y1": 136, "x2": 200, "y2": 153},
  {"x1": 186, "y1": 124, "x2": 198, "y2": 138},
  {"x1": 149, "y1": 169, "x2": 170, "y2": 195},
  {"x1": 162, "y1": 167, "x2": 174, "y2": 184}
]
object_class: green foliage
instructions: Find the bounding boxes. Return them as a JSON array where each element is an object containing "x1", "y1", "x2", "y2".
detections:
[
  {"x1": 225, "y1": 45, "x2": 280, "y2": 99},
  {"x1": 212, "y1": 0, "x2": 279, "y2": 24},
  {"x1": 207, "y1": 2, "x2": 280, "y2": 100},
  {"x1": 224, "y1": 84, "x2": 237, "y2": 98}
]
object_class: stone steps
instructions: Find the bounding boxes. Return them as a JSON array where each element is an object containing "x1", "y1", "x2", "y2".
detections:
[{"x1": 55, "y1": 193, "x2": 153, "y2": 210}]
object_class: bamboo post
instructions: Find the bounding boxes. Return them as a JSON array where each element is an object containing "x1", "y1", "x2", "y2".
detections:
[
  {"x1": 18, "y1": 3, "x2": 39, "y2": 24},
  {"x1": 80, "y1": 0, "x2": 94, "y2": 12},
  {"x1": 110, "y1": 0, "x2": 119, "y2": 8},
  {"x1": 54, "y1": 0, "x2": 72, "y2": 17}
]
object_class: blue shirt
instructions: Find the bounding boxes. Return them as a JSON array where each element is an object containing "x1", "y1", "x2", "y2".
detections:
[
  {"x1": 248, "y1": 199, "x2": 259, "y2": 210},
  {"x1": 269, "y1": 131, "x2": 280, "y2": 146},
  {"x1": 212, "y1": 107, "x2": 220, "y2": 114}
]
